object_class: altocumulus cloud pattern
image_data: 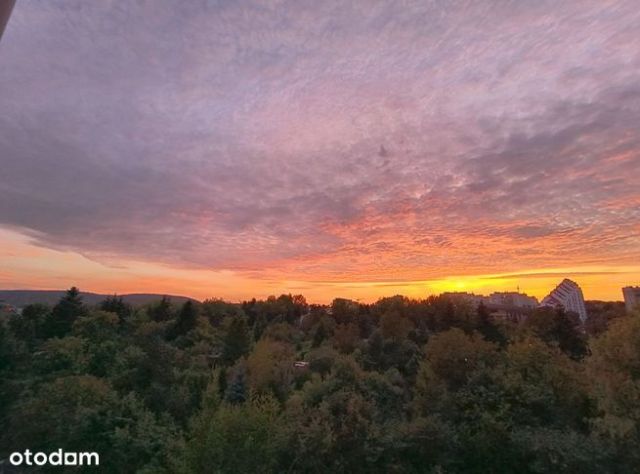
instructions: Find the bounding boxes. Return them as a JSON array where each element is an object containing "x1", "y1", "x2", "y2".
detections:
[{"x1": 0, "y1": 0, "x2": 639, "y2": 284}]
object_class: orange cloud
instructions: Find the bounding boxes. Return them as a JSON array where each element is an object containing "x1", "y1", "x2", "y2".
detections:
[{"x1": 1, "y1": 228, "x2": 637, "y2": 303}]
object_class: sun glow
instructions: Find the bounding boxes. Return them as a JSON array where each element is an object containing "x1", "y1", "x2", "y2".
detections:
[{"x1": 1, "y1": 228, "x2": 638, "y2": 304}]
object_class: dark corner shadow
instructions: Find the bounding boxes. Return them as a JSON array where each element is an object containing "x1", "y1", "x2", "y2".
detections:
[{"x1": 0, "y1": 0, "x2": 16, "y2": 42}]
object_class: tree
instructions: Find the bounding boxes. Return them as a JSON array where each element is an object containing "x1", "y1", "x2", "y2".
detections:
[
  {"x1": 331, "y1": 298, "x2": 359, "y2": 325},
  {"x1": 588, "y1": 312, "x2": 640, "y2": 470},
  {"x1": 72, "y1": 311, "x2": 121, "y2": 377},
  {"x1": 0, "y1": 318, "x2": 25, "y2": 376},
  {"x1": 73, "y1": 310, "x2": 120, "y2": 341},
  {"x1": 527, "y1": 306, "x2": 588, "y2": 359},
  {"x1": 504, "y1": 337, "x2": 594, "y2": 430},
  {"x1": 360, "y1": 330, "x2": 384, "y2": 370},
  {"x1": 222, "y1": 316, "x2": 250, "y2": 365},
  {"x1": 276, "y1": 293, "x2": 308, "y2": 325},
  {"x1": 312, "y1": 318, "x2": 331, "y2": 348},
  {"x1": 415, "y1": 328, "x2": 500, "y2": 410},
  {"x1": 224, "y1": 365, "x2": 247, "y2": 405},
  {"x1": 555, "y1": 308, "x2": 589, "y2": 359},
  {"x1": 584, "y1": 301, "x2": 626, "y2": 337},
  {"x1": 148, "y1": 296, "x2": 174, "y2": 322},
  {"x1": 477, "y1": 301, "x2": 507, "y2": 345},
  {"x1": 246, "y1": 338, "x2": 295, "y2": 400},
  {"x1": 333, "y1": 323, "x2": 360, "y2": 354},
  {"x1": 4, "y1": 290, "x2": 639, "y2": 473},
  {"x1": 168, "y1": 301, "x2": 199, "y2": 340},
  {"x1": 44, "y1": 287, "x2": 88, "y2": 338},
  {"x1": 8, "y1": 303, "x2": 50, "y2": 347},
  {"x1": 307, "y1": 346, "x2": 338, "y2": 377},
  {"x1": 178, "y1": 393, "x2": 281, "y2": 473},
  {"x1": 380, "y1": 311, "x2": 413, "y2": 342},
  {"x1": 282, "y1": 357, "x2": 403, "y2": 472},
  {"x1": 32, "y1": 336, "x2": 88, "y2": 376},
  {"x1": 3, "y1": 375, "x2": 176, "y2": 473},
  {"x1": 100, "y1": 295, "x2": 133, "y2": 324},
  {"x1": 201, "y1": 298, "x2": 244, "y2": 327}
]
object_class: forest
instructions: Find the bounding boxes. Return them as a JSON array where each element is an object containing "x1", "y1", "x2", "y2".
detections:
[{"x1": 0, "y1": 287, "x2": 638, "y2": 473}]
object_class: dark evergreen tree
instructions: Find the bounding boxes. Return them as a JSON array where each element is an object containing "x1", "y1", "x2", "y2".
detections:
[
  {"x1": 148, "y1": 296, "x2": 174, "y2": 322},
  {"x1": 44, "y1": 287, "x2": 87, "y2": 338},
  {"x1": 440, "y1": 299, "x2": 456, "y2": 331},
  {"x1": 312, "y1": 321, "x2": 328, "y2": 347},
  {"x1": 555, "y1": 307, "x2": 588, "y2": 359},
  {"x1": 253, "y1": 313, "x2": 268, "y2": 342},
  {"x1": 168, "y1": 301, "x2": 199, "y2": 340},
  {"x1": 477, "y1": 301, "x2": 507, "y2": 346},
  {"x1": 99, "y1": 295, "x2": 132, "y2": 324},
  {"x1": 222, "y1": 317, "x2": 250, "y2": 365},
  {"x1": 361, "y1": 330, "x2": 384, "y2": 370},
  {"x1": 241, "y1": 298, "x2": 259, "y2": 327},
  {"x1": 224, "y1": 368, "x2": 247, "y2": 404}
]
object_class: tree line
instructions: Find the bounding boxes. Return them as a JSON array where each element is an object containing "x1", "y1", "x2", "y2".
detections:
[{"x1": 0, "y1": 287, "x2": 637, "y2": 473}]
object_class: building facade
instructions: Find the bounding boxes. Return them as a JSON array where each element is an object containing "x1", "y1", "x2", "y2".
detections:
[
  {"x1": 440, "y1": 292, "x2": 485, "y2": 307},
  {"x1": 540, "y1": 279, "x2": 587, "y2": 323},
  {"x1": 487, "y1": 292, "x2": 538, "y2": 308},
  {"x1": 622, "y1": 286, "x2": 640, "y2": 314}
]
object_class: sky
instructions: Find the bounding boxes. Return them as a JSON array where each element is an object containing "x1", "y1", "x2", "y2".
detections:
[{"x1": 1, "y1": 0, "x2": 639, "y2": 303}]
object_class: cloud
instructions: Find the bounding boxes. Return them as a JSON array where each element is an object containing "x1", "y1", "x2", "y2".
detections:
[
  {"x1": 0, "y1": 0, "x2": 639, "y2": 282},
  {"x1": 480, "y1": 270, "x2": 635, "y2": 281}
]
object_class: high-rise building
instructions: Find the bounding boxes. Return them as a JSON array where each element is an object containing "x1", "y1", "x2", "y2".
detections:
[
  {"x1": 622, "y1": 286, "x2": 640, "y2": 314},
  {"x1": 540, "y1": 279, "x2": 587, "y2": 323}
]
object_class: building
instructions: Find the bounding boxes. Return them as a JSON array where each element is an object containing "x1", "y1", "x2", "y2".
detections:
[
  {"x1": 440, "y1": 292, "x2": 485, "y2": 307},
  {"x1": 540, "y1": 279, "x2": 587, "y2": 323},
  {"x1": 439, "y1": 291, "x2": 537, "y2": 323},
  {"x1": 622, "y1": 286, "x2": 640, "y2": 314},
  {"x1": 482, "y1": 292, "x2": 537, "y2": 324},
  {"x1": 487, "y1": 292, "x2": 538, "y2": 309}
]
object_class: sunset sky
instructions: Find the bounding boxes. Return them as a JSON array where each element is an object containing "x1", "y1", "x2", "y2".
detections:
[{"x1": 1, "y1": 0, "x2": 639, "y2": 303}]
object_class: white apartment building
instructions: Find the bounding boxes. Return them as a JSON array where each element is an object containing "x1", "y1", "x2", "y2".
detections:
[{"x1": 540, "y1": 279, "x2": 587, "y2": 323}]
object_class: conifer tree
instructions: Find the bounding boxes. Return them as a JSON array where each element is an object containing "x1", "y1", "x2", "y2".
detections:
[
  {"x1": 169, "y1": 300, "x2": 199, "y2": 339},
  {"x1": 44, "y1": 287, "x2": 87, "y2": 338},
  {"x1": 99, "y1": 295, "x2": 132, "y2": 324},
  {"x1": 224, "y1": 368, "x2": 247, "y2": 404},
  {"x1": 222, "y1": 317, "x2": 250, "y2": 365},
  {"x1": 148, "y1": 296, "x2": 174, "y2": 322},
  {"x1": 477, "y1": 301, "x2": 506, "y2": 345}
]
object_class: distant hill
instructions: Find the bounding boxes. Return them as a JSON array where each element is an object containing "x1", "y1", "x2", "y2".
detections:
[{"x1": 0, "y1": 290, "x2": 197, "y2": 308}]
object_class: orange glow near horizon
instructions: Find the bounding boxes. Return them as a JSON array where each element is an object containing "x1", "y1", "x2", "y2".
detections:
[{"x1": 1, "y1": 228, "x2": 636, "y2": 304}]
